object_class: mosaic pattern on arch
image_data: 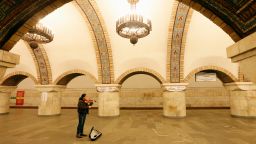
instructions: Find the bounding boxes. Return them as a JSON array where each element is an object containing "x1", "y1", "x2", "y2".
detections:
[
  {"x1": 33, "y1": 47, "x2": 49, "y2": 85},
  {"x1": 77, "y1": 0, "x2": 111, "y2": 84},
  {"x1": 170, "y1": 3, "x2": 189, "y2": 83}
]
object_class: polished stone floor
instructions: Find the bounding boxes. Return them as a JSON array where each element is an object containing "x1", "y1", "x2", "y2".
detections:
[{"x1": 1, "y1": 109, "x2": 256, "y2": 144}]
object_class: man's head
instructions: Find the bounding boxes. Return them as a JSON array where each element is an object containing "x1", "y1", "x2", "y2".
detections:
[
  {"x1": 79, "y1": 93, "x2": 86, "y2": 100},
  {"x1": 84, "y1": 95, "x2": 89, "y2": 101}
]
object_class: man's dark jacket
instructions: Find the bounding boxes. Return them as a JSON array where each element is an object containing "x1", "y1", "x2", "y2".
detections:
[{"x1": 77, "y1": 100, "x2": 89, "y2": 114}]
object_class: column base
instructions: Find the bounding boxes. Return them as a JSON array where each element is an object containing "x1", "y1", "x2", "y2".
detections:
[
  {"x1": 0, "y1": 86, "x2": 17, "y2": 114},
  {"x1": 36, "y1": 85, "x2": 65, "y2": 116},
  {"x1": 162, "y1": 83, "x2": 187, "y2": 118},
  {"x1": 163, "y1": 91, "x2": 186, "y2": 118},
  {"x1": 229, "y1": 91, "x2": 256, "y2": 117}
]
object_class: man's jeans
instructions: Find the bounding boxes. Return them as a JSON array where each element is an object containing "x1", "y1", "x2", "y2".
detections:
[{"x1": 77, "y1": 113, "x2": 87, "y2": 135}]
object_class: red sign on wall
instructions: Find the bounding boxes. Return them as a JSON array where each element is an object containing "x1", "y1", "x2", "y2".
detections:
[{"x1": 16, "y1": 91, "x2": 24, "y2": 105}]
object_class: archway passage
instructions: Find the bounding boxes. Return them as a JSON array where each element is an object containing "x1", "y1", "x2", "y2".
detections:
[
  {"x1": 116, "y1": 69, "x2": 165, "y2": 85},
  {"x1": 199, "y1": 70, "x2": 236, "y2": 83},
  {"x1": 53, "y1": 70, "x2": 98, "y2": 107},
  {"x1": 56, "y1": 73, "x2": 84, "y2": 85},
  {"x1": 119, "y1": 73, "x2": 162, "y2": 108},
  {"x1": 184, "y1": 66, "x2": 238, "y2": 83},
  {"x1": 1, "y1": 75, "x2": 27, "y2": 86},
  {"x1": 185, "y1": 67, "x2": 237, "y2": 108},
  {"x1": 54, "y1": 70, "x2": 98, "y2": 86},
  {"x1": 1, "y1": 72, "x2": 38, "y2": 86}
]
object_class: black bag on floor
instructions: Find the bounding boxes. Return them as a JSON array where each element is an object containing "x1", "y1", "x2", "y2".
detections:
[{"x1": 89, "y1": 126, "x2": 102, "y2": 141}]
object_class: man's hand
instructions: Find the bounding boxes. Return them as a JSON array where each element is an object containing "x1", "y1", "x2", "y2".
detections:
[{"x1": 89, "y1": 106, "x2": 92, "y2": 108}]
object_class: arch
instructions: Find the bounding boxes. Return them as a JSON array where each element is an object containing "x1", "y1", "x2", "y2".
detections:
[
  {"x1": 1, "y1": 0, "x2": 114, "y2": 84},
  {"x1": 24, "y1": 42, "x2": 52, "y2": 85},
  {"x1": 115, "y1": 68, "x2": 166, "y2": 84},
  {"x1": 1, "y1": 71, "x2": 39, "y2": 86},
  {"x1": 166, "y1": 2, "x2": 193, "y2": 82},
  {"x1": 184, "y1": 66, "x2": 238, "y2": 83},
  {"x1": 53, "y1": 69, "x2": 98, "y2": 85}
]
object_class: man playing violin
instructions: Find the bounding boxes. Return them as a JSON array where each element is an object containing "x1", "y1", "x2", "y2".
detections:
[{"x1": 76, "y1": 93, "x2": 94, "y2": 138}]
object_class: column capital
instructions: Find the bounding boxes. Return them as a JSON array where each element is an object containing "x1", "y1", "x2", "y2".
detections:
[
  {"x1": 224, "y1": 82, "x2": 256, "y2": 91},
  {"x1": 162, "y1": 83, "x2": 188, "y2": 92},
  {"x1": 95, "y1": 84, "x2": 121, "y2": 92},
  {"x1": 35, "y1": 85, "x2": 66, "y2": 92},
  {"x1": 0, "y1": 86, "x2": 17, "y2": 92},
  {"x1": 0, "y1": 50, "x2": 20, "y2": 68}
]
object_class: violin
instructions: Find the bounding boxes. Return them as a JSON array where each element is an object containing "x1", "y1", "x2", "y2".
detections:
[
  {"x1": 84, "y1": 99, "x2": 96, "y2": 103},
  {"x1": 84, "y1": 99, "x2": 96, "y2": 106}
]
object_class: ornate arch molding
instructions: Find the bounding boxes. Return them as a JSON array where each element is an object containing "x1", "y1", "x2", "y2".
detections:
[
  {"x1": 115, "y1": 68, "x2": 166, "y2": 85},
  {"x1": 176, "y1": 0, "x2": 248, "y2": 42},
  {"x1": 184, "y1": 66, "x2": 238, "y2": 83},
  {"x1": 53, "y1": 69, "x2": 98, "y2": 85},
  {"x1": 24, "y1": 42, "x2": 52, "y2": 85},
  {"x1": 167, "y1": 2, "x2": 193, "y2": 83},
  {"x1": 75, "y1": 0, "x2": 114, "y2": 84},
  {"x1": 1, "y1": 71, "x2": 39, "y2": 86}
]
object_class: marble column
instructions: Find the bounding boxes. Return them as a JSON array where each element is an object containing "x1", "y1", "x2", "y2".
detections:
[
  {"x1": 35, "y1": 85, "x2": 65, "y2": 116},
  {"x1": 96, "y1": 84, "x2": 120, "y2": 117},
  {"x1": 162, "y1": 83, "x2": 188, "y2": 118},
  {"x1": 225, "y1": 82, "x2": 256, "y2": 118},
  {"x1": 0, "y1": 86, "x2": 17, "y2": 114}
]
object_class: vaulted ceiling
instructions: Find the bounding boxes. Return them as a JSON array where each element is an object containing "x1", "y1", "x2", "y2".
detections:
[
  {"x1": 1, "y1": 0, "x2": 256, "y2": 50},
  {"x1": 190, "y1": 0, "x2": 256, "y2": 38}
]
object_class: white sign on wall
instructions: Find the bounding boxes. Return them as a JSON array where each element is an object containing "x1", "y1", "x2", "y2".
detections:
[{"x1": 196, "y1": 72, "x2": 217, "y2": 82}]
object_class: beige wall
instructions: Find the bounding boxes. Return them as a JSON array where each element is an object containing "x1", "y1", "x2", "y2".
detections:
[
  {"x1": 40, "y1": 2, "x2": 98, "y2": 81},
  {"x1": 184, "y1": 10, "x2": 238, "y2": 78},
  {"x1": 96, "y1": 0, "x2": 175, "y2": 80},
  {"x1": 6, "y1": 41, "x2": 37, "y2": 78},
  {"x1": 66, "y1": 76, "x2": 96, "y2": 89},
  {"x1": 121, "y1": 74, "x2": 161, "y2": 88},
  {"x1": 186, "y1": 75, "x2": 229, "y2": 107}
]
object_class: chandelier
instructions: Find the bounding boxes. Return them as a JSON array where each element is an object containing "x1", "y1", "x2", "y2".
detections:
[
  {"x1": 22, "y1": 23, "x2": 54, "y2": 49},
  {"x1": 116, "y1": 0, "x2": 152, "y2": 45}
]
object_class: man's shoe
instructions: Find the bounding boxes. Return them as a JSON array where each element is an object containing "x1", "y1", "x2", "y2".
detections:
[
  {"x1": 76, "y1": 135, "x2": 83, "y2": 138},
  {"x1": 81, "y1": 134, "x2": 87, "y2": 137}
]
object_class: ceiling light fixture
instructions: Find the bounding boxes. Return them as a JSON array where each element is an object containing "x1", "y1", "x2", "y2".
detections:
[{"x1": 116, "y1": 0, "x2": 152, "y2": 45}]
